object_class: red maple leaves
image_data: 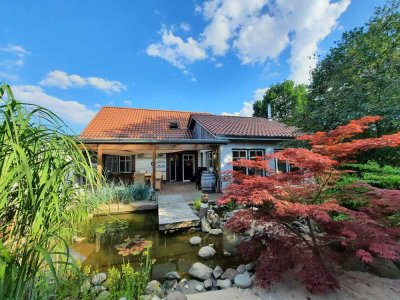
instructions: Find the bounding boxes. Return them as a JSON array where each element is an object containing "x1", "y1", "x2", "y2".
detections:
[{"x1": 218, "y1": 116, "x2": 400, "y2": 293}]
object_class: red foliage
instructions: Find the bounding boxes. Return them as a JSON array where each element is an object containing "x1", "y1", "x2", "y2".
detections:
[{"x1": 218, "y1": 116, "x2": 400, "y2": 294}]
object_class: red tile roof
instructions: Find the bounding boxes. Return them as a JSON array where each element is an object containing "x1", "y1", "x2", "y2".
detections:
[
  {"x1": 80, "y1": 107, "x2": 207, "y2": 140},
  {"x1": 190, "y1": 114, "x2": 298, "y2": 138}
]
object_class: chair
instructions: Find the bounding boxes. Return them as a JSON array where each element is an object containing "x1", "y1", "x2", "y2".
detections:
[{"x1": 134, "y1": 172, "x2": 146, "y2": 184}]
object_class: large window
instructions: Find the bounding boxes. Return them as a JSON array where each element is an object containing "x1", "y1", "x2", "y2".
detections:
[
  {"x1": 232, "y1": 149, "x2": 264, "y2": 175},
  {"x1": 105, "y1": 155, "x2": 132, "y2": 173},
  {"x1": 274, "y1": 150, "x2": 289, "y2": 173}
]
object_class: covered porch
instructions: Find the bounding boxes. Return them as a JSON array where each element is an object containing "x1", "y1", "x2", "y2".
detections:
[{"x1": 87, "y1": 142, "x2": 223, "y2": 192}]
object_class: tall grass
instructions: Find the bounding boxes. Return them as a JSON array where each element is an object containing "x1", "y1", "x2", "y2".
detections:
[
  {"x1": 0, "y1": 83, "x2": 100, "y2": 298},
  {"x1": 89, "y1": 182, "x2": 151, "y2": 204}
]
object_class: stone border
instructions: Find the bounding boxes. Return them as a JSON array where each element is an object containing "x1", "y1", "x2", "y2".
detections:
[{"x1": 92, "y1": 201, "x2": 158, "y2": 216}]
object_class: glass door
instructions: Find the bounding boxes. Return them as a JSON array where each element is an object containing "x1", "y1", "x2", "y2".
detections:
[
  {"x1": 182, "y1": 154, "x2": 195, "y2": 181},
  {"x1": 169, "y1": 155, "x2": 177, "y2": 182}
]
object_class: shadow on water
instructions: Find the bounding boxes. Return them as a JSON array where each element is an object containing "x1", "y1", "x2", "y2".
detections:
[{"x1": 71, "y1": 211, "x2": 244, "y2": 281}]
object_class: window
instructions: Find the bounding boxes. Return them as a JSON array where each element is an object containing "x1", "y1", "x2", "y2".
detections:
[
  {"x1": 169, "y1": 121, "x2": 179, "y2": 129},
  {"x1": 274, "y1": 150, "x2": 289, "y2": 173},
  {"x1": 119, "y1": 156, "x2": 132, "y2": 173},
  {"x1": 232, "y1": 149, "x2": 264, "y2": 175},
  {"x1": 105, "y1": 155, "x2": 132, "y2": 173},
  {"x1": 206, "y1": 151, "x2": 214, "y2": 171}
]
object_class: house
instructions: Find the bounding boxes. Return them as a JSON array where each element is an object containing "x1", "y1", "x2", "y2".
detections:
[{"x1": 79, "y1": 106, "x2": 298, "y2": 191}]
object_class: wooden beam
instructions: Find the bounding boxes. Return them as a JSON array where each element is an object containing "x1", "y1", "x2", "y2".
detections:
[
  {"x1": 152, "y1": 146, "x2": 156, "y2": 190},
  {"x1": 97, "y1": 145, "x2": 103, "y2": 175},
  {"x1": 101, "y1": 143, "x2": 217, "y2": 152}
]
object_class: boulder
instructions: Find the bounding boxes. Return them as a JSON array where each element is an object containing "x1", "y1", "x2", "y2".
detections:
[
  {"x1": 236, "y1": 264, "x2": 246, "y2": 274},
  {"x1": 96, "y1": 291, "x2": 110, "y2": 300},
  {"x1": 198, "y1": 246, "x2": 216, "y2": 259},
  {"x1": 189, "y1": 236, "x2": 202, "y2": 245},
  {"x1": 213, "y1": 265, "x2": 223, "y2": 279},
  {"x1": 177, "y1": 279, "x2": 203, "y2": 294},
  {"x1": 342, "y1": 256, "x2": 369, "y2": 273},
  {"x1": 221, "y1": 268, "x2": 238, "y2": 281},
  {"x1": 163, "y1": 279, "x2": 178, "y2": 294},
  {"x1": 245, "y1": 262, "x2": 255, "y2": 272},
  {"x1": 167, "y1": 291, "x2": 187, "y2": 300},
  {"x1": 146, "y1": 280, "x2": 162, "y2": 297},
  {"x1": 208, "y1": 212, "x2": 221, "y2": 229},
  {"x1": 195, "y1": 284, "x2": 204, "y2": 292},
  {"x1": 91, "y1": 273, "x2": 107, "y2": 286},
  {"x1": 203, "y1": 278, "x2": 213, "y2": 289},
  {"x1": 234, "y1": 273, "x2": 252, "y2": 288},
  {"x1": 165, "y1": 271, "x2": 181, "y2": 280},
  {"x1": 189, "y1": 262, "x2": 213, "y2": 280},
  {"x1": 217, "y1": 279, "x2": 232, "y2": 289},
  {"x1": 209, "y1": 229, "x2": 222, "y2": 235},
  {"x1": 368, "y1": 258, "x2": 400, "y2": 279},
  {"x1": 90, "y1": 285, "x2": 106, "y2": 296},
  {"x1": 201, "y1": 217, "x2": 211, "y2": 233}
]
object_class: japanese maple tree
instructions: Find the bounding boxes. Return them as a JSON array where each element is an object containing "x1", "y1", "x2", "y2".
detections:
[{"x1": 219, "y1": 116, "x2": 400, "y2": 293}]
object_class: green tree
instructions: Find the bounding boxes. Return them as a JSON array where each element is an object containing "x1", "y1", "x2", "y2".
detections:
[
  {"x1": 253, "y1": 80, "x2": 308, "y2": 125},
  {"x1": 301, "y1": 0, "x2": 400, "y2": 134}
]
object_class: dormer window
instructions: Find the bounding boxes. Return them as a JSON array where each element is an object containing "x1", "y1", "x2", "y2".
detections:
[{"x1": 169, "y1": 121, "x2": 179, "y2": 129}]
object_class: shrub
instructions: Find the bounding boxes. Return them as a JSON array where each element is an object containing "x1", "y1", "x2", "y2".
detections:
[
  {"x1": 193, "y1": 198, "x2": 201, "y2": 211},
  {"x1": 90, "y1": 182, "x2": 151, "y2": 204}
]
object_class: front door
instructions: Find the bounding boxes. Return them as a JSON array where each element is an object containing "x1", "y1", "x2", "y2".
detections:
[
  {"x1": 182, "y1": 154, "x2": 195, "y2": 181},
  {"x1": 169, "y1": 155, "x2": 177, "y2": 182}
]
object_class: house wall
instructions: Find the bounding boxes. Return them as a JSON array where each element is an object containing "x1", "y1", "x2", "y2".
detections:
[
  {"x1": 135, "y1": 153, "x2": 167, "y2": 178},
  {"x1": 191, "y1": 122, "x2": 216, "y2": 139},
  {"x1": 218, "y1": 140, "x2": 282, "y2": 189}
]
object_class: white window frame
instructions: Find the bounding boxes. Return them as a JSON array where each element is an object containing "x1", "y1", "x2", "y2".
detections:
[
  {"x1": 119, "y1": 155, "x2": 132, "y2": 173},
  {"x1": 206, "y1": 151, "x2": 214, "y2": 171},
  {"x1": 274, "y1": 149, "x2": 290, "y2": 173},
  {"x1": 232, "y1": 149, "x2": 265, "y2": 175}
]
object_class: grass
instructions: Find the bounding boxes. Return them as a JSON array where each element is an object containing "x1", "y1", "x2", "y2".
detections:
[{"x1": 89, "y1": 182, "x2": 151, "y2": 205}]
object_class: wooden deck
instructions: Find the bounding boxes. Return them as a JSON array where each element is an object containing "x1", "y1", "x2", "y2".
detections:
[{"x1": 157, "y1": 182, "x2": 222, "y2": 230}]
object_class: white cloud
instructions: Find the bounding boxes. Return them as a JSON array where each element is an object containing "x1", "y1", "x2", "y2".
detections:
[
  {"x1": 123, "y1": 100, "x2": 133, "y2": 106},
  {"x1": 0, "y1": 44, "x2": 30, "y2": 57},
  {"x1": 40, "y1": 70, "x2": 126, "y2": 93},
  {"x1": 221, "y1": 86, "x2": 268, "y2": 117},
  {"x1": 146, "y1": 0, "x2": 350, "y2": 83},
  {"x1": 146, "y1": 26, "x2": 207, "y2": 72},
  {"x1": 0, "y1": 71, "x2": 19, "y2": 82},
  {"x1": 180, "y1": 22, "x2": 191, "y2": 32},
  {"x1": 12, "y1": 85, "x2": 96, "y2": 125},
  {"x1": 214, "y1": 62, "x2": 223, "y2": 68}
]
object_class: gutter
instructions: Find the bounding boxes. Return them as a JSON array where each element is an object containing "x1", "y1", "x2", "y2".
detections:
[
  {"x1": 218, "y1": 135, "x2": 295, "y2": 141},
  {"x1": 78, "y1": 138, "x2": 228, "y2": 144}
]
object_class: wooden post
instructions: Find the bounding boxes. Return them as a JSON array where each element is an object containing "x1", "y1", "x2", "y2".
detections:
[
  {"x1": 214, "y1": 146, "x2": 221, "y2": 192},
  {"x1": 152, "y1": 146, "x2": 156, "y2": 190},
  {"x1": 97, "y1": 145, "x2": 103, "y2": 175}
]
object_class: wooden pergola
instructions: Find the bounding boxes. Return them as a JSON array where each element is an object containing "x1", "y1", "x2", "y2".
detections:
[{"x1": 83, "y1": 142, "x2": 222, "y2": 190}]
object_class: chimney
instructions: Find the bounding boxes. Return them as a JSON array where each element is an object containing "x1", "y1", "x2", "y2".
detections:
[{"x1": 267, "y1": 102, "x2": 272, "y2": 121}]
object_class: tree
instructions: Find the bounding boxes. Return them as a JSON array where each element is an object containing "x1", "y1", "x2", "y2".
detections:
[
  {"x1": 300, "y1": 1, "x2": 400, "y2": 135},
  {"x1": 218, "y1": 116, "x2": 400, "y2": 293},
  {"x1": 253, "y1": 80, "x2": 308, "y2": 125}
]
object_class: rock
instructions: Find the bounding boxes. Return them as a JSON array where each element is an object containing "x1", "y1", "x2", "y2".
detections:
[
  {"x1": 208, "y1": 244, "x2": 214, "y2": 248},
  {"x1": 237, "y1": 264, "x2": 246, "y2": 274},
  {"x1": 167, "y1": 291, "x2": 187, "y2": 300},
  {"x1": 201, "y1": 217, "x2": 211, "y2": 233},
  {"x1": 91, "y1": 273, "x2": 107, "y2": 286},
  {"x1": 177, "y1": 279, "x2": 203, "y2": 294},
  {"x1": 163, "y1": 279, "x2": 178, "y2": 294},
  {"x1": 209, "y1": 229, "x2": 222, "y2": 235},
  {"x1": 213, "y1": 265, "x2": 223, "y2": 279},
  {"x1": 234, "y1": 273, "x2": 252, "y2": 288},
  {"x1": 165, "y1": 271, "x2": 181, "y2": 280},
  {"x1": 189, "y1": 236, "x2": 202, "y2": 245},
  {"x1": 208, "y1": 212, "x2": 221, "y2": 229},
  {"x1": 80, "y1": 279, "x2": 91, "y2": 294},
  {"x1": 189, "y1": 262, "x2": 213, "y2": 280},
  {"x1": 217, "y1": 279, "x2": 232, "y2": 289},
  {"x1": 203, "y1": 279, "x2": 213, "y2": 289},
  {"x1": 368, "y1": 258, "x2": 400, "y2": 279},
  {"x1": 198, "y1": 246, "x2": 216, "y2": 259},
  {"x1": 223, "y1": 250, "x2": 231, "y2": 256},
  {"x1": 90, "y1": 285, "x2": 106, "y2": 296},
  {"x1": 245, "y1": 262, "x2": 255, "y2": 272},
  {"x1": 96, "y1": 290, "x2": 110, "y2": 300},
  {"x1": 146, "y1": 280, "x2": 162, "y2": 297},
  {"x1": 221, "y1": 268, "x2": 238, "y2": 281},
  {"x1": 195, "y1": 284, "x2": 204, "y2": 292},
  {"x1": 291, "y1": 220, "x2": 309, "y2": 234},
  {"x1": 342, "y1": 256, "x2": 369, "y2": 273}
]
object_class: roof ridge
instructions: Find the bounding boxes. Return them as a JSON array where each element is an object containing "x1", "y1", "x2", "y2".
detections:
[{"x1": 101, "y1": 106, "x2": 210, "y2": 114}]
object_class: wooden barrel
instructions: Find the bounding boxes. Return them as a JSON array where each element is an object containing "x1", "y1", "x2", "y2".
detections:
[{"x1": 201, "y1": 172, "x2": 216, "y2": 193}]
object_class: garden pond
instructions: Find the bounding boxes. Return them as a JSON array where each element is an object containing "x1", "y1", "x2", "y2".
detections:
[{"x1": 70, "y1": 211, "x2": 244, "y2": 281}]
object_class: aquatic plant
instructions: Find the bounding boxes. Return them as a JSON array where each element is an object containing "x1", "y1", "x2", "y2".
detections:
[
  {"x1": 90, "y1": 182, "x2": 151, "y2": 204},
  {"x1": 114, "y1": 236, "x2": 152, "y2": 256},
  {"x1": 0, "y1": 84, "x2": 100, "y2": 299}
]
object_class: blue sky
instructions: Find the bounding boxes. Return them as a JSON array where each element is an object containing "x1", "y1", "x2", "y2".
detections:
[{"x1": 0, "y1": 0, "x2": 383, "y2": 132}]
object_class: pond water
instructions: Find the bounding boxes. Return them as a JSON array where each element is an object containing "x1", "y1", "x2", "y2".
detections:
[{"x1": 71, "y1": 211, "x2": 244, "y2": 281}]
